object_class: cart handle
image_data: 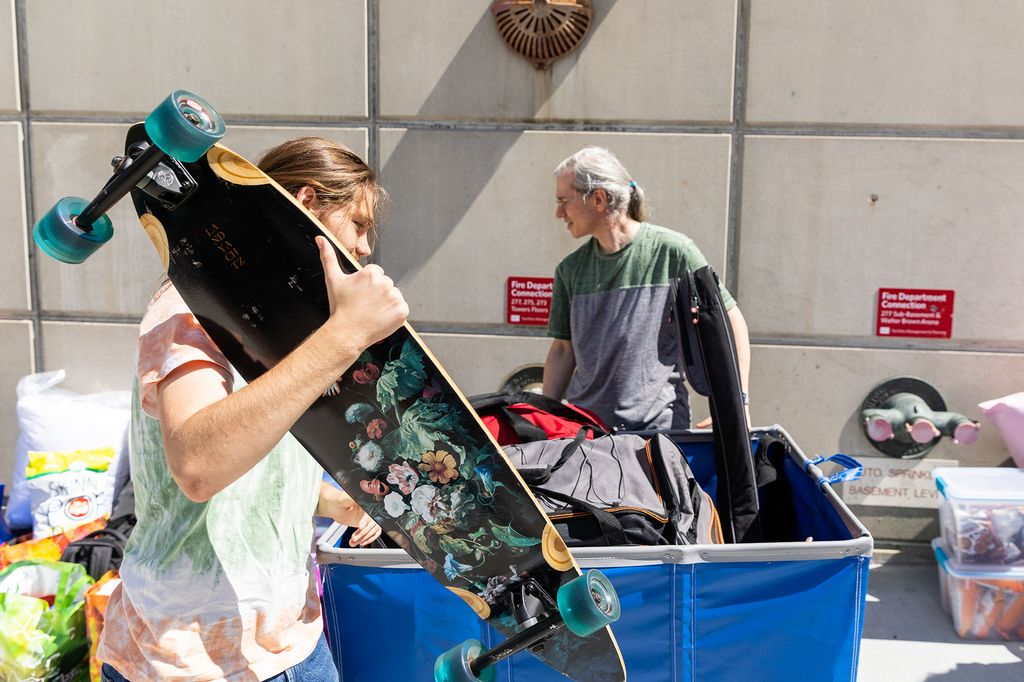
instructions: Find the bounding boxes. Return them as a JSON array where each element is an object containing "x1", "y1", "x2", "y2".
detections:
[{"x1": 804, "y1": 454, "x2": 864, "y2": 489}]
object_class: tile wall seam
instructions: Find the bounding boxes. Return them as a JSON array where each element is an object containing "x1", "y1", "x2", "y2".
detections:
[
  {"x1": 22, "y1": 114, "x2": 374, "y2": 127},
  {"x1": 725, "y1": 0, "x2": 751, "y2": 296},
  {"x1": 750, "y1": 335, "x2": 1024, "y2": 354},
  {"x1": 13, "y1": 0, "x2": 41, "y2": 372},
  {"x1": 403, "y1": 324, "x2": 1024, "y2": 354},
  {"x1": 367, "y1": 0, "x2": 381, "y2": 267},
  {"x1": 364, "y1": 120, "x2": 1024, "y2": 138},
  {"x1": 29, "y1": 314, "x2": 141, "y2": 325},
  {"x1": 5, "y1": 115, "x2": 1024, "y2": 141}
]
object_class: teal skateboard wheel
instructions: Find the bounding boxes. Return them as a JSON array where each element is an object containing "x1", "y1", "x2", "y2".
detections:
[
  {"x1": 434, "y1": 639, "x2": 496, "y2": 682},
  {"x1": 557, "y1": 570, "x2": 621, "y2": 638},
  {"x1": 144, "y1": 89, "x2": 225, "y2": 162},
  {"x1": 33, "y1": 196, "x2": 113, "y2": 264}
]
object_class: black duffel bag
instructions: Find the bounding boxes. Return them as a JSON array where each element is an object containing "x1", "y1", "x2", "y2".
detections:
[{"x1": 504, "y1": 431, "x2": 721, "y2": 547}]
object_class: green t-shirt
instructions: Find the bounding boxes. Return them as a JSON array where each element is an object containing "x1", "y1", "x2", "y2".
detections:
[{"x1": 547, "y1": 223, "x2": 735, "y2": 430}]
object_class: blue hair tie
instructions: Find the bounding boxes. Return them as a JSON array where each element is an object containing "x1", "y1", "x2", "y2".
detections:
[{"x1": 629, "y1": 180, "x2": 637, "y2": 189}]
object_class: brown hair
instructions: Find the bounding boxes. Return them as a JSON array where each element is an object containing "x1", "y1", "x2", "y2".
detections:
[{"x1": 257, "y1": 137, "x2": 388, "y2": 225}]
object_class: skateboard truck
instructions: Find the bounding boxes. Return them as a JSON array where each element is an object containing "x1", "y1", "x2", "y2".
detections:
[
  {"x1": 117, "y1": 142, "x2": 197, "y2": 210},
  {"x1": 435, "y1": 570, "x2": 620, "y2": 682},
  {"x1": 72, "y1": 141, "x2": 196, "y2": 236},
  {"x1": 33, "y1": 89, "x2": 224, "y2": 264},
  {"x1": 470, "y1": 609, "x2": 567, "y2": 674},
  {"x1": 75, "y1": 143, "x2": 167, "y2": 232},
  {"x1": 511, "y1": 579, "x2": 555, "y2": 634}
]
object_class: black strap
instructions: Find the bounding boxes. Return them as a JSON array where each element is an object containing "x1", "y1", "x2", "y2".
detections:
[
  {"x1": 532, "y1": 486, "x2": 629, "y2": 546},
  {"x1": 85, "y1": 527, "x2": 130, "y2": 546},
  {"x1": 498, "y1": 407, "x2": 548, "y2": 442},
  {"x1": 516, "y1": 428, "x2": 590, "y2": 486},
  {"x1": 469, "y1": 391, "x2": 608, "y2": 438},
  {"x1": 61, "y1": 527, "x2": 130, "y2": 579}
]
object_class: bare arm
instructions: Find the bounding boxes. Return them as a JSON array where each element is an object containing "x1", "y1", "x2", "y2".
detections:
[
  {"x1": 159, "y1": 236, "x2": 408, "y2": 502},
  {"x1": 317, "y1": 481, "x2": 381, "y2": 547},
  {"x1": 728, "y1": 305, "x2": 751, "y2": 400},
  {"x1": 542, "y1": 339, "x2": 576, "y2": 401}
]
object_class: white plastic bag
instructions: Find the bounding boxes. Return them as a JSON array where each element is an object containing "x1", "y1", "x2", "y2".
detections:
[{"x1": 7, "y1": 371, "x2": 130, "y2": 533}]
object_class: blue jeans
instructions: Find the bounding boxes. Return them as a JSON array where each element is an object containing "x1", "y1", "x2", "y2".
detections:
[{"x1": 101, "y1": 634, "x2": 339, "y2": 682}]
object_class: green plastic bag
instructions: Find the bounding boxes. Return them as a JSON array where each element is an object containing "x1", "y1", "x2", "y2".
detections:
[{"x1": 0, "y1": 559, "x2": 93, "y2": 681}]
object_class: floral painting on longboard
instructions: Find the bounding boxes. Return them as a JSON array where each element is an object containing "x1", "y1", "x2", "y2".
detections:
[{"x1": 327, "y1": 338, "x2": 549, "y2": 609}]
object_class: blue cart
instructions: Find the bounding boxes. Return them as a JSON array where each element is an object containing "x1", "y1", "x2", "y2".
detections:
[{"x1": 317, "y1": 426, "x2": 871, "y2": 682}]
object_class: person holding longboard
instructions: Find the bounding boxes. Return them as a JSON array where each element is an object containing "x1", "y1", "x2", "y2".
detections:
[{"x1": 98, "y1": 138, "x2": 407, "y2": 682}]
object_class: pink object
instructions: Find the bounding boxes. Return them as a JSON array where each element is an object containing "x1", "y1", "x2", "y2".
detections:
[
  {"x1": 953, "y1": 421, "x2": 981, "y2": 446},
  {"x1": 978, "y1": 393, "x2": 1024, "y2": 468},
  {"x1": 866, "y1": 417, "x2": 894, "y2": 442},
  {"x1": 908, "y1": 419, "x2": 940, "y2": 444}
]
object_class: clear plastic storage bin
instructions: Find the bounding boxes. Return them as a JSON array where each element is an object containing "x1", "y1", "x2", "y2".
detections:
[
  {"x1": 934, "y1": 467, "x2": 1024, "y2": 566},
  {"x1": 933, "y1": 539, "x2": 1024, "y2": 640}
]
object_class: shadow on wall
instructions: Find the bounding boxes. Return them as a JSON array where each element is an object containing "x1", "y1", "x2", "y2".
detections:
[
  {"x1": 407, "y1": 2, "x2": 609, "y2": 120},
  {"x1": 838, "y1": 410, "x2": 880, "y2": 460},
  {"x1": 377, "y1": 2, "x2": 611, "y2": 273}
]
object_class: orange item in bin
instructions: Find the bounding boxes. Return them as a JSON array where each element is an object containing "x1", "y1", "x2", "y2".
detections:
[
  {"x1": 84, "y1": 569, "x2": 120, "y2": 682},
  {"x1": 956, "y1": 581, "x2": 980, "y2": 638},
  {"x1": 0, "y1": 516, "x2": 107, "y2": 570},
  {"x1": 997, "y1": 592, "x2": 1024, "y2": 639},
  {"x1": 972, "y1": 587, "x2": 1003, "y2": 639}
]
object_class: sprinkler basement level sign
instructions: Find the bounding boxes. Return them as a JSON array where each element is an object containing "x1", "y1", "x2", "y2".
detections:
[
  {"x1": 876, "y1": 287, "x2": 955, "y2": 339},
  {"x1": 841, "y1": 457, "x2": 958, "y2": 509}
]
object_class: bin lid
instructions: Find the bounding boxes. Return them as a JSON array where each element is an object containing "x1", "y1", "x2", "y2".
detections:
[
  {"x1": 932, "y1": 538, "x2": 1024, "y2": 581},
  {"x1": 934, "y1": 467, "x2": 1024, "y2": 502}
]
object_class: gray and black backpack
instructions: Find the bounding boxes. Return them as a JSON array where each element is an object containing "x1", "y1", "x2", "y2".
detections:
[{"x1": 505, "y1": 431, "x2": 722, "y2": 547}]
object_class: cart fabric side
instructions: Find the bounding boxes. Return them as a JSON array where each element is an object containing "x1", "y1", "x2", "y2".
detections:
[{"x1": 317, "y1": 426, "x2": 872, "y2": 682}]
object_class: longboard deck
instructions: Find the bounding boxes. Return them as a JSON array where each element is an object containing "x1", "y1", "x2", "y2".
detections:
[{"x1": 126, "y1": 125, "x2": 625, "y2": 682}]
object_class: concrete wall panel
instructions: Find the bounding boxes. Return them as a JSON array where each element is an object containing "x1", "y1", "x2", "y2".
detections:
[
  {"x1": 220, "y1": 127, "x2": 368, "y2": 168},
  {"x1": 0, "y1": 122, "x2": 28, "y2": 311},
  {"x1": 379, "y1": 129, "x2": 732, "y2": 325},
  {"x1": 750, "y1": 344, "x2": 1023, "y2": 467},
  {"x1": 32, "y1": 124, "x2": 369, "y2": 316},
  {"x1": 0, "y1": 0, "x2": 17, "y2": 113},
  {"x1": 739, "y1": 136, "x2": 1024, "y2": 342},
  {"x1": 41, "y1": 322, "x2": 138, "y2": 394},
  {"x1": 747, "y1": 1, "x2": 1024, "y2": 126},
  {"x1": 379, "y1": 0, "x2": 736, "y2": 122},
  {"x1": 420, "y1": 332, "x2": 550, "y2": 397},
  {"x1": 25, "y1": 0, "x2": 366, "y2": 118},
  {"x1": 0, "y1": 321, "x2": 34, "y2": 485}
]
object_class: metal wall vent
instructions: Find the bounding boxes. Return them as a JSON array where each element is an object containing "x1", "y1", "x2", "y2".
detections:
[{"x1": 492, "y1": 0, "x2": 593, "y2": 69}]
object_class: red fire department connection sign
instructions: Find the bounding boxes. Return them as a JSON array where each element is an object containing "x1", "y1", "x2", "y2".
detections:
[
  {"x1": 876, "y1": 288, "x2": 955, "y2": 339},
  {"x1": 507, "y1": 277, "x2": 554, "y2": 326}
]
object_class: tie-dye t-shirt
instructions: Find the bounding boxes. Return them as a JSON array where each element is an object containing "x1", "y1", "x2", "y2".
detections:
[{"x1": 97, "y1": 282, "x2": 323, "y2": 681}]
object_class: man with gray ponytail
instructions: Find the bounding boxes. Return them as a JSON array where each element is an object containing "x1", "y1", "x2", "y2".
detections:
[{"x1": 543, "y1": 146, "x2": 751, "y2": 431}]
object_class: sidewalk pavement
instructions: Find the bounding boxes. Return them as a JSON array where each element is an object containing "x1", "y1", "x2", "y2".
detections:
[{"x1": 858, "y1": 544, "x2": 1024, "y2": 681}]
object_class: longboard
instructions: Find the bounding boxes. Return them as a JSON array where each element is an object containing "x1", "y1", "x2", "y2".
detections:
[{"x1": 120, "y1": 123, "x2": 625, "y2": 681}]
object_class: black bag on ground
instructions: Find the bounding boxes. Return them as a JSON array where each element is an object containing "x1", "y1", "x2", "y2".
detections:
[
  {"x1": 504, "y1": 432, "x2": 721, "y2": 547},
  {"x1": 60, "y1": 478, "x2": 137, "y2": 580}
]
